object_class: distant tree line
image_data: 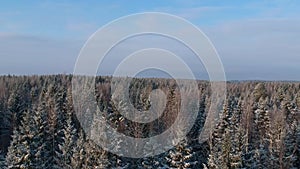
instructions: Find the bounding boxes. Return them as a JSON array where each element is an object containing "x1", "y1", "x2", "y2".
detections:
[{"x1": 0, "y1": 75, "x2": 299, "y2": 168}]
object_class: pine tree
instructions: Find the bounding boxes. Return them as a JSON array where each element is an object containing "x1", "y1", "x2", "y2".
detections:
[
  {"x1": 45, "y1": 87, "x2": 66, "y2": 169},
  {"x1": 82, "y1": 140, "x2": 109, "y2": 169},
  {"x1": 97, "y1": 99, "x2": 133, "y2": 168},
  {"x1": 30, "y1": 105, "x2": 49, "y2": 168},
  {"x1": 282, "y1": 104, "x2": 299, "y2": 169},
  {"x1": 71, "y1": 130, "x2": 86, "y2": 169},
  {"x1": 253, "y1": 83, "x2": 267, "y2": 102},
  {"x1": 6, "y1": 111, "x2": 33, "y2": 168},
  {"x1": 192, "y1": 96, "x2": 210, "y2": 168},
  {"x1": 8, "y1": 89, "x2": 26, "y2": 127},
  {"x1": 165, "y1": 137, "x2": 197, "y2": 169},
  {"x1": 208, "y1": 100, "x2": 231, "y2": 169},
  {"x1": 0, "y1": 102, "x2": 11, "y2": 158},
  {"x1": 208, "y1": 97, "x2": 246, "y2": 169},
  {"x1": 244, "y1": 99, "x2": 271, "y2": 169},
  {"x1": 0, "y1": 102, "x2": 11, "y2": 132},
  {"x1": 268, "y1": 108, "x2": 284, "y2": 168},
  {"x1": 228, "y1": 99, "x2": 245, "y2": 169},
  {"x1": 58, "y1": 110, "x2": 77, "y2": 168},
  {"x1": 140, "y1": 138, "x2": 165, "y2": 168}
]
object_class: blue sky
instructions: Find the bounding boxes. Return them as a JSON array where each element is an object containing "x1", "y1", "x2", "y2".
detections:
[{"x1": 0, "y1": 0, "x2": 300, "y2": 80}]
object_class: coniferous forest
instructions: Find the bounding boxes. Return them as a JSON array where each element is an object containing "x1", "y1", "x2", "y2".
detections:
[{"x1": 0, "y1": 75, "x2": 299, "y2": 169}]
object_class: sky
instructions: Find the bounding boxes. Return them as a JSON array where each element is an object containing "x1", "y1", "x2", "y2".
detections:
[{"x1": 0, "y1": 0, "x2": 300, "y2": 80}]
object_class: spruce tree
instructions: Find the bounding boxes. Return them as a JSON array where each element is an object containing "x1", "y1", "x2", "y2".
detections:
[
  {"x1": 228, "y1": 99, "x2": 245, "y2": 169},
  {"x1": 282, "y1": 103, "x2": 299, "y2": 169},
  {"x1": 71, "y1": 130, "x2": 86, "y2": 169},
  {"x1": 245, "y1": 98, "x2": 271, "y2": 169},
  {"x1": 82, "y1": 140, "x2": 109, "y2": 168},
  {"x1": 165, "y1": 137, "x2": 197, "y2": 169},
  {"x1": 6, "y1": 111, "x2": 33, "y2": 168},
  {"x1": 208, "y1": 100, "x2": 231, "y2": 169},
  {"x1": 8, "y1": 89, "x2": 26, "y2": 127},
  {"x1": 140, "y1": 138, "x2": 166, "y2": 168},
  {"x1": 58, "y1": 111, "x2": 77, "y2": 168},
  {"x1": 30, "y1": 105, "x2": 49, "y2": 168},
  {"x1": 208, "y1": 97, "x2": 245, "y2": 169}
]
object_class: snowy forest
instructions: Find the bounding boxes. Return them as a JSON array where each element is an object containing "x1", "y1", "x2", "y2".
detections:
[{"x1": 0, "y1": 75, "x2": 299, "y2": 169}]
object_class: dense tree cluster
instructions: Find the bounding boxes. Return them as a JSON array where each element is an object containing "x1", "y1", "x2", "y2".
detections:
[{"x1": 0, "y1": 75, "x2": 299, "y2": 168}]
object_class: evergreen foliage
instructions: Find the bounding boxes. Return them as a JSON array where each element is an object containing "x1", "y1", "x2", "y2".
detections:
[{"x1": 0, "y1": 75, "x2": 299, "y2": 168}]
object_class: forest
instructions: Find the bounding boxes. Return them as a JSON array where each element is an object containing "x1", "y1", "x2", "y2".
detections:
[{"x1": 0, "y1": 75, "x2": 299, "y2": 169}]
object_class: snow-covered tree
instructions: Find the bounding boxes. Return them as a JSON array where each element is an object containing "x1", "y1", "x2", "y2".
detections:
[
  {"x1": 208, "y1": 99, "x2": 231, "y2": 169},
  {"x1": 6, "y1": 111, "x2": 33, "y2": 168},
  {"x1": 228, "y1": 100, "x2": 245, "y2": 169},
  {"x1": 8, "y1": 89, "x2": 26, "y2": 127},
  {"x1": 244, "y1": 99, "x2": 271, "y2": 169},
  {"x1": 282, "y1": 104, "x2": 299, "y2": 169},
  {"x1": 71, "y1": 130, "x2": 86, "y2": 169},
  {"x1": 30, "y1": 85, "x2": 66, "y2": 169},
  {"x1": 165, "y1": 137, "x2": 197, "y2": 169},
  {"x1": 30, "y1": 105, "x2": 49, "y2": 168},
  {"x1": 80, "y1": 139, "x2": 109, "y2": 168},
  {"x1": 57, "y1": 110, "x2": 77, "y2": 168},
  {"x1": 268, "y1": 109, "x2": 284, "y2": 168},
  {"x1": 140, "y1": 138, "x2": 166, "y2": 169},
  {"x1": 208, "y1": 97, "x2": 246, "y2": 169}
]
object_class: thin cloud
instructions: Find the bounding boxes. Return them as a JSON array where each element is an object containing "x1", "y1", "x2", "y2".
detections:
[
  {"x1": 203, "y1": 18, "x2": 300, "y2": 80},
  {"x1": 0, "y1": 34, "x2": 82, "y2": 75}
]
